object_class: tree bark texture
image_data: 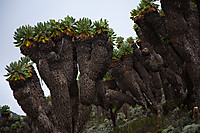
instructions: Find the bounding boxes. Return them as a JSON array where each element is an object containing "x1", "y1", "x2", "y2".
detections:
[{"x1": 8, "y1": 0, "x2": 200, "y2": 132}]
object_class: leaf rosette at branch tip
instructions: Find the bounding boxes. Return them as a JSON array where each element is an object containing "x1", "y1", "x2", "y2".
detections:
[
  {"x1": 34, "y1": 22, "x2": 52, "y2": 44},
  {"x1": 126, "y1": 37, "x2": 135, "y2": 45},
  {"x1": 130, "y1": 0, "x2": 160, "y2": 21},
  {"x1": 93, "y1": 18, "x2": 109, "y2": 34},
  {"x1": 13, "y1": 25, "x2": 35, "y2": 47},
  {"x1": 47, "y1": 19, "x2": 64, "y2": 42},
  {"x1": 61, "y1": 15, "x2": 76, "y2": 36},
  {"x1": 119, "y1": 42, "x2": 134, "y2": 56},
  {"x1": 13, "y1": 15, "x2": 116, "y2": 48},
  {"x1": 116, "y1": 36, "x2": 124, "y2": 48},
  {"x1": 108, "y1": 28, "x2": 117, "y2": 44},
  {"x1": 4, "y1": 56, "x2": 34, "y2": 81},
  {"x1": 75, "y1": 17, "x2": 94, "y2": 40}
]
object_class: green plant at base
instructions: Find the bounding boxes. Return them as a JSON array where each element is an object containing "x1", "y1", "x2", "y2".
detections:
[
  {"x1": 13, "y1": 25, "x2": 35, "y2": 47},
  {"x1": 4, "y1": 56, "x2": 33, "y2": 81},
  {"x1": 15, "y1": 121, "x2": 20, "y2": 127},
  {"x1": 21, "y1": 122, "x2": 26, "y2": 128},
  {"x1": 11, "y1": 124, "x2": 17, "y2": 130},
  {"x1": 0, "y1": 127, "x2": 5, "y2": 132},
  {"x1": 103, "y1": 71, "x2": 114, "y2": 82},
  {"x1": 4, "y1": 127, "x2": 10, "y2": 132}
]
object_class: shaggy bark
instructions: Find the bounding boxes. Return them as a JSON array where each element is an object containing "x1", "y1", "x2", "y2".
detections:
[
  {"x1": 9, "y1": 69, "x2": 58, "y2": 132},
  {"x1": 76, "y1": 33, "x2": 113, "y2": 105},
  {"x1": 8, "y1": 0, "x2": 200, "y2": 131},
  {"x1": 133, "y1": 0, "x2": 200, "y2": 109}
]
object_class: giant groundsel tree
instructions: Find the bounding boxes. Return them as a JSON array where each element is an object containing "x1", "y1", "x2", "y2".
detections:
[{"x1": 5, "y1": 0, "x2": 200, "y2": 132}]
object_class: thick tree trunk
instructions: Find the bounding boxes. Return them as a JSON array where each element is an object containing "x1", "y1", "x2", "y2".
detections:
[{"x1": 9, "y1": 69, "x2": 58, "y2": 132}]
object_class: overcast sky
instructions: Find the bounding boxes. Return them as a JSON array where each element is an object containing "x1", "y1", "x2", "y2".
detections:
[{"x1": 0, "y1": 0, "x2": 140, "y2": 115}]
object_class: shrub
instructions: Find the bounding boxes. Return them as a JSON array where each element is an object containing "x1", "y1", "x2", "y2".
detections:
[
  {"x1": 182, "y1": 124, "x2": 200, "y2": 133},
  {"x1": 21, "y1": 122, "x2": 26, "y2": 128},
  {"x1": 11, "y1": 124, "x2": 17, "y2": 130},
  {"x1": 15, "y1": 121, "x2": 20, "y2": 127}
]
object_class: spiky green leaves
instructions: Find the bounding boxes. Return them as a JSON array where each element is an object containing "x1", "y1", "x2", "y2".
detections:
[
  {"x1": 13, "y1": 25, "x2": 35, "y2": 47},
  {"x1": 13, "y1": 16, "x2": 116, "y2": 47},
  {"x1": 75, "y1": 17, "x2": 93, "y2": 38},
  {"x1": 34, "y1": 22, "x2": 52, "y2": 43},
  {"x1": 126, "y1": 37, "x2": 135, "y2": 44},
  {"x1": 116, "y1": 36, "x2": 124, "y2": 48},
  {"x1": 0, "y1": 105, "x2": 10, "y2": 114},
  {"x1": 4, "y1": 56, "x2": 34, "y2": 81},
  {"x1": 130, "y1": 0, "x2": 159, "y2": 20},
  {"x1": 93, "y1": 18, "x2": 109, "y2": 34},
  {"x1": 108, "y1": 28, "x2": 117, "y2": 44},
  {"x1": 112, "y1": 37, "x2": 135, "y2": 60},
  {"x1": 119, "y1": 42, "x2": 134, "y2": 56}
]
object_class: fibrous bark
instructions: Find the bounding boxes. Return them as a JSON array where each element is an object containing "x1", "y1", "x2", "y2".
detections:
[{"x1": 8, "y1": 0, "x2": 200, "y2": 131}]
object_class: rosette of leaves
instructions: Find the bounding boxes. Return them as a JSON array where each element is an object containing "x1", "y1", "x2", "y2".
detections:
[
  {"x1": 93, "y1": 18, "x2": 109, "y2": 34},
  {"x1": 47, "y1": 19, "x2": 63, "y2": 41},
  {"x1": 75, "y1": 17, "x2": 94, "y2": 39},
  {"x1": 0, "y1": 105, "x2": 10, "y2": 114},
  {"x1": 126, "y1": 37, "x2": 135, "y2": 45},
  {"x1": 116, "y1": 36, "x2": 124, "y2": 48},
  {"x1": 21, "y1": 122, "x2": 26, "y2": 128},
  {"x1": 4, "y1": 56, "x2": 33, "y2": 81},
  {"x1": 15, "y1": 122, "x2": 20, "y2": 127},
  {"x1": 118, "y1": 42, "x2": 133, "y2": 56},
  {"x1": 13, "y1": 25, "x2": 35, "y2": 47},
  {"x1": 108, "y1": 28, "x2": 117, "y2": 44},
  {"x1": 11, "y1": 124, "x2": 17, "y2": 130},
  {"x1": 61, "y1": 15, "x2": 76, "y2": 36},
  {"x1": 130, "y1": 0, "x2": 159, "y2": 21},
  {"x1": 34, "y1": 22, "x2": 51, "y2": 44}
]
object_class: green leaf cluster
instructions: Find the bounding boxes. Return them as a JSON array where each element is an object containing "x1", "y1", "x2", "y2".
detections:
[
  {"x1": 13, "y1": 16, "x2": 117, "y2": 47},
  {"x1": 93, "y1": 18, "x2": 109, "y2": 34},
  {"x1": 108, "y1": 28, "x2": 117, "y2": 44},
  {"x1": 4, "y1": 56, "x2": 33, "y2": 81},
  {"x1": 130, "y1": 0, "x2": 159, "y2": 19},
  {"x1": 112, "y1": 37, "x2": 134, "y2": 60},
  {"x1": 126, "y1": 37, "x2": 135, "y2": 44},
  {"x1": 34, "y1": 22, "x2": 52, "y2": 43},
  {"x1": 75, "y1": 17, "x2": 94, "y2": 36},
  {"x1": 116, "y1": 36, "x2": 124, "y2": 48},
  {"x1": 0, "y1": 105, "x2": 10, "y2": 114},
  {"x1": 119, "y1": 42, "x2": 134, "y2": 56},
  {"x1": 13, "y1": 25, "x2": 35, "y2": 47},
  {"x1": 11, "y1": 124, "x2": 17, "y2": 130}
]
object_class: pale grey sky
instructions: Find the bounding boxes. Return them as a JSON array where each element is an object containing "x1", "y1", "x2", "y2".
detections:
[{"x1": 0, "y1": 0, "x2": 139, "y2": 115}]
